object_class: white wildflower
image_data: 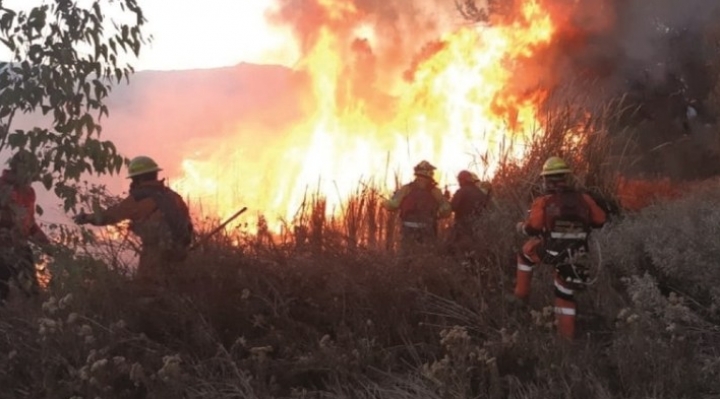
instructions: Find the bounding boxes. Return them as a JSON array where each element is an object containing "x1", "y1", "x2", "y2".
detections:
[
  {"x1": 79, "y1": 324, "x2": 93, "y2": 337},
  {"x1": 112, "y1": 320, "x2": 127, "y2": 330},
  {"x1": 319, "y1": 334, "x2": 332, "y2": 348},
  {"x1": 86, "y1": 350, "x2": 98, "y2": 365},
  {"x1": 90, "y1": 359, "x2": 108, "y2": 373},
  {"x1": 66, "y1": 313, "x2": 79, "y2": 324},
  {"x1": 58, "y1": 294, "x2": 73, "y2": 309},
  {"x1": 158, "y1": 354, "x2": 182, "y2": 381},
  {"x1": 41, "y1": 297, "x2": 58, "y2": 315},
  {"x1": 129, "y1": 363, "x2": 145, "y2": 386},
  {"x1": 249, "y1": 346, "x2": 273, "y2": 362}
]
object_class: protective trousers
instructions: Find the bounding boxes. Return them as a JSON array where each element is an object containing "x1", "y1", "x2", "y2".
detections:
[
  {"x1": 515, "y1": 237, "x2": 576, "y2": 340},
  {"x1": 135, "y1": 247, "x2": 173, "y2": 290},
  {"x1": 399, "y1": 223, "x2": 436, "y2": 257}
]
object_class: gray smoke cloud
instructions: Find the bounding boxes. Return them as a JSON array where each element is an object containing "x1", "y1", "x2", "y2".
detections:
[
  {"x1": 537, "y1": 0, "x2": 720, "y2": 113},
  {"x1": 613, "y1": 0, "x2": 720, "y2": 93}
]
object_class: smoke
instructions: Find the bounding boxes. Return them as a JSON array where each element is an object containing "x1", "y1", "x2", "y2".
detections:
[
  {"x1": 611, "y1": 0, "x2": 720, "y2": 92},
  {"x1": 270, "y1": 0, "x2": 720, "y2": 119},
  {"x1": 268, "y1": 0, "x2": 459, "y2": 60},
  {"x1": 526, "y1": 0, "x2": 720, "y2": 112},
  {"x1": 514, "y1": 0, "x2": 720, "y2": 178}
]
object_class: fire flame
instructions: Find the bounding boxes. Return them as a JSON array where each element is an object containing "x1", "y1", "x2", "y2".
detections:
[{"x1": 171, "y1": 0, "x2": 559, "y2": 231}]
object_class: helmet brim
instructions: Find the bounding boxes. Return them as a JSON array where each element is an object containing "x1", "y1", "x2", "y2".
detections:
[
  {"x1": 540, "y1": 168, "x2": 571, "y2": 176},
  {"x1": 127, "y1": 167, "x2": 163, "y2": 178}
]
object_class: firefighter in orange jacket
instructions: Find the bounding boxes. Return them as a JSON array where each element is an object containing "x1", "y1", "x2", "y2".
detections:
[
  {"x1": 74, "y1": 156, "x2": 193, "y2": 285},
  {"x1": 0, "y1": 151, "x2": 51, "y2": 302},
  {"x1": 383, "y1": 160, "x2": 451, "y2": 253},
  {"x1": 514, "y1": 156, "x2": 606, "y2": 339},
  {"x1": 449, "y1": 170, "x2": 490, "y2": 255}
]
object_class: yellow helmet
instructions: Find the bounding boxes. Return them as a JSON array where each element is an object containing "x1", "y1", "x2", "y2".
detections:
[
  {"x1": 541, "y1": 156, "x2": 572, "y2": 176},
  {"x1": 413, "y1": 160, "x2": 436, "y2": 178},
  {"x1": 127, "y1": 155, "x2": 162, "y2": 178}
]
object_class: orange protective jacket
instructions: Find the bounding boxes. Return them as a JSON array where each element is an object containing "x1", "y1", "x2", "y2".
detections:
[
  {"x1": 521, "y1": 190, "x2": 606, "y2": 237},
  {"x1": 0, "y1": 170, "x2": 49, "y2": 246},
  {"x1": 383, "y1": 177, "x2": 452, "y2": 220},
  {"x1": 88, "y1": 180, "x2": 177, "y2": 248}
]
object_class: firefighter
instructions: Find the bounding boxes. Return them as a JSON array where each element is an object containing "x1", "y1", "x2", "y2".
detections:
[
  {"x1": 474, "y1": 174, "x2": 499, "y2": 210},
  {"x1": 513, "y1": 156, "x2": 606, "y2": 340},
  {"x1": 0, "y1": 150, "x2": 52, "y2": 303},
  {"x1": 448, "y1": 170, "x2": 490, "y2": 255},
  {"x1": 473, "y1": 174, "x2": 492, "y2": 197},
  {"x1": 73, "y1": 156, "x2": 194, "y2": 286},
  {"x1": 383, "y1": 160, "x2": 451, "y2": 254}
]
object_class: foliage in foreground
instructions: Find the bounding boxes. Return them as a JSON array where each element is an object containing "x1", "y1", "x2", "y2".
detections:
[
  {"x1": 1, "y1": 95, "x2": 718, "y2": 398},
  {"x1": 0, "y1": 0, "x2": 147, "y2": 211},
  {"x1": 1, "y1": 176, "x2": 719, "y2": 399}
]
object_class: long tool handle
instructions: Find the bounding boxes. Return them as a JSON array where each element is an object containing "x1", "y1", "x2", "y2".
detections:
[{"x1": 190, "y1": 206, "x2": 248, "y2": 251}]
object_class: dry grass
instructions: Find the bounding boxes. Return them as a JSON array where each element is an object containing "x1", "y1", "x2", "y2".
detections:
[{"x1": 1, "y1": 99, "x2": 719, "y2": 398}]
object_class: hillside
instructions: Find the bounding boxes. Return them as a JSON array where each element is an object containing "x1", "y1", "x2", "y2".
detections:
[
  {"x1": 6, "y1": 60, "x2": 720, "y2": 227},
  {"x1": 9, "y1": 63, "x2": 307, "y2": 224}
]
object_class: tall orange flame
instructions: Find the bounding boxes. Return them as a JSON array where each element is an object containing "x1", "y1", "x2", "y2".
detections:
[{"x1": 171, "y1": 0, "x2": 558, "y2": 231}]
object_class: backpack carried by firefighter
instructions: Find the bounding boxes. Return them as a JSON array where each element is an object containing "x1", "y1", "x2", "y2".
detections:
[
  {"x1": 465, "y1": 184, "x2": 490, "y2": 219},
  {"x1": 399, "y1": 181, "x2": 438, "y2": 225},
  {"x1": 131, "y1": 185, "x2": 194, "y2": 261},
  {"x1": 542, "y1": 191, "x2": 592, "y2": 290}
]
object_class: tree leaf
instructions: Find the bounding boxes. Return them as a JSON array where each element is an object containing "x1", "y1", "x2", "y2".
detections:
[{"x1": 0, "y1": 1, "x2": 147, "y2": 209}]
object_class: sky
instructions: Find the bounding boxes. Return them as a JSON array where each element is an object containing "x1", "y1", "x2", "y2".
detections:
[
  {"x1": 1, "y1": 0, "x2": 299, "y2": 70},
  {"x1": 0, "y1": 0, "x2": 303, "y2": 226}
]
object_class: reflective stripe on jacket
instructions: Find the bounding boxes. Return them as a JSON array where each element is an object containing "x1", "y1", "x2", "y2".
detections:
[
  {"x1": 522, "y1": 191, "x2": 606, "y2": 237},
  {"x1": 383, "y1": 177, "x2": 451, "y2": 219}
]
